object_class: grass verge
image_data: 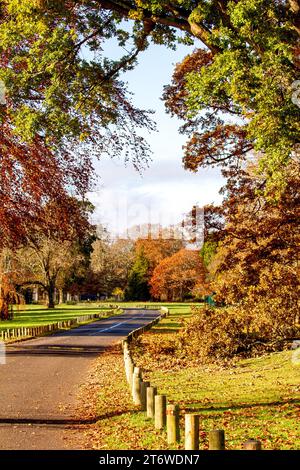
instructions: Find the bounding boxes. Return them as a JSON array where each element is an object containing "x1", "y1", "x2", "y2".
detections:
[
  {"x1": 0, "y1": 303, "x2": 117, "y2": 330},
  {"x1": 130, "y1": 305, "x2": 300, "y2": 450}
]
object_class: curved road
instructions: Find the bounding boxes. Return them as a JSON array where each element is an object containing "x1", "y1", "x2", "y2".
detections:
[{"x1": 0, "y1": 308, "x2": 160, "y2": 450}]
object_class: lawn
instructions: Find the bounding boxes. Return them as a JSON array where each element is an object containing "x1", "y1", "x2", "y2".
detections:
[
  {"x1": 0, "y1": 303, "x2": 117, "y2": 330},
  {"x1": 68, "y1": 302, "x2": 300, "y2": 450},
  {"x1": 0, "y1": 301, "x2": 185, "y2": 331},
  {"x1": 128, "y1": 304, "x2": 300, "y2": 450},
  {"x1": 143, "y1": 350, "x2": 300, "y2": 450}
]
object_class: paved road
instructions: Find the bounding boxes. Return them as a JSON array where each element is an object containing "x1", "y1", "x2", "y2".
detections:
[{"x1": 0, "y1": 309, "x2": 159, "y2": 450}]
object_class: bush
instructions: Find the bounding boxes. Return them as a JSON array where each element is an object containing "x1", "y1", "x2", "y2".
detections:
[
  {"x1": 178, "y1": 304, "x2": 300, "y2": 362},
  {"x1": 178, "y1": 306, "x2": 246, "y2": 362}
]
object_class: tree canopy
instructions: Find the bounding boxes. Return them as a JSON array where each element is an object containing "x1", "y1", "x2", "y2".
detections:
[
  {"x1": 0, "y1": 0, "x2": 299, "y2": 192},
  {"x1": 150, "y1": 248, "x2": 206, "y2": 301}
]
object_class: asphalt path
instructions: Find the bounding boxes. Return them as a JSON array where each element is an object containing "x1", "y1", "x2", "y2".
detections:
[{"x1": 0, "y1": 308, "x2": 160, "y2": 449}]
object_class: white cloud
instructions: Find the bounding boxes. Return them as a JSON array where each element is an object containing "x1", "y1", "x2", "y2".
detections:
[{"x1": 89, "y1": 155, "x2": 223, "y2": 234}]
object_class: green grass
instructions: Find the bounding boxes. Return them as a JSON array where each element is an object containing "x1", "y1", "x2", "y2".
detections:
[
  {"x1": 130, "y1": 303, "x2": 300, "y2": 450},
  {"x1": 146, "y1": 350, "x2": 300, "y2": 449},
  {"x1": 0, "y1": 303, "x2": 116, "y2": 330},
  {"x1": 0, "y1": 301, "x2": 193, "y2": 331}
]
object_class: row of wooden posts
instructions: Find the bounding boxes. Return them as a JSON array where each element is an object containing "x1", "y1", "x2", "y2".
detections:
[
  {"x1": 123, "y1": 307, "x2": 263, "y2": 451},
  {"x1": 0, "y1": 312, "x2": 111, "y2": 342}
]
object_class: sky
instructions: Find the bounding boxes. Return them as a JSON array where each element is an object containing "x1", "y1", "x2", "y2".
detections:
[{"x1": 87, "y1": 37, "x2": 224, "y2": 235}]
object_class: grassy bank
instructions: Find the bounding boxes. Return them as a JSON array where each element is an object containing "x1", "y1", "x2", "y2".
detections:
[
  {"x1": 129, "y1": 304, "x2": 300, "y2": 450},
  {"x1": 77, "y1": 303, "x2": 300, "y2": 450}
]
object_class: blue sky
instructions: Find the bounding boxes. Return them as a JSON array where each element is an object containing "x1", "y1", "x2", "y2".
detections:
[{"x1": 87, "y1": 36, "x2": 224, "y2": 234}]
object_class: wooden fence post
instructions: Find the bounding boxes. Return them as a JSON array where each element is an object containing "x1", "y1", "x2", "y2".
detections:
[
  {"x1": 155, "y1": 395, "x2": 167, "y2": 430},
  {"x1": 146, "y1": 386, "x2": 157, "y2": 419},
  {"x1": 140, "y1": 381, "x2": 150, "y2": 411},
  {"x1": 133, "y1": 366, "x2": 142, "y2": 379},
  {"x1": 185, "y1": 414, "x2": 199, "y2": 450},
  {"x1": 209, "y1": 430, "x2": 225, "y2": 450},
  {"x1": 167, "y1": 404, "x2": 180, "y2": 444},
  {"x1": 125, "y1": 357, "x2": 133, "y2": 383},
  {"x1": 243, "y1": 439, "x2": 262, "y2": 450},
  {"x1": 132, "y1": 375, "x2": 142, "y2": 406}
]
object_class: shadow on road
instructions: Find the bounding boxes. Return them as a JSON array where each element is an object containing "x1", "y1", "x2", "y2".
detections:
[
  {"x1": 0, "y1": 409, "x2": 134, "y2": 427},
  {"x1": 5, "y1": 344, "x2": 107, "y2": 357}
]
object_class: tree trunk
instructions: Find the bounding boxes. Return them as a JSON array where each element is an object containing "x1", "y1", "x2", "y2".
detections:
[
  {"x1": 0, "y1": 296, "x2": 10, "y2": 320},
  {"x1": 47, "y1": 284, "x2": 55, "y2": 309},
  {"x1": 58, "y1": 289, "x2": 64, "y2": 304}
]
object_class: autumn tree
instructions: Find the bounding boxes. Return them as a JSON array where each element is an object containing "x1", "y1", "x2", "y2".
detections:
[
  {"x1": 0, "y1": 121, "x2": 93, "y2": 249},
  {"x1": 9, "y1": 198, "x2": 95, "y2": 309},
  {"x1": 15, "y1": 240, "x2": 84, "y2": 309},
  {"x1": 91, "y1": 236, "x2": 134, "y2": 297},
  {"x1": 134, "y1": 238, "x2": 184, "y2": 277},
  {"x1": 0, "y1": 0, "x2": 154, "y2": 260},
  {"x1": 125, "y1": 249, "x2": 151, "y2": 301},
  {"x1": 150, "y1": 248, "x2": 206, "y2": 301},
  {"x1": 0, "y1": 249, "x2": 23, "y2": 320},
  {"x1": 211, "y1": 158, "x2": 300, "y2": 320},
  {"x1": 182, "y1": 157, "x2": 300, "y2": 359}
]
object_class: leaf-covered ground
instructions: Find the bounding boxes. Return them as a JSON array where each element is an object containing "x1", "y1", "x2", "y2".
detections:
[{"x1": 72, "y1": 347, "x2": 172, "y2": 450}]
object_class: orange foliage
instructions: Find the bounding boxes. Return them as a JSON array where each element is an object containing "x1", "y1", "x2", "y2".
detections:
[{"x1": 150, "y1": 248, "x2": 206, "y2": 301}]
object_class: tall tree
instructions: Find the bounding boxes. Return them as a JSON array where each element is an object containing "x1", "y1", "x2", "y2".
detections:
[
  {"x1": 91, "y1": 237, "x2": 135, "y2": 296},
  {"x1": 207, "y1": 158, "x2": 300, "y2": 335},
  {"x1": 0, "y1": 249, "x2": 23, "y2": 320},
  {"x1": 0, "y1": 121, "x2": 92, "y2": 248},
  {"x1": 15, "y1": 239, "x2": 83, "y2": 309},
  {"x1": 125, "y1": 249, "x2": 150, "y2": 301},
  {"x1": 134, "y1": 238, "x2": 184, "y2": 277},
  {"x1": 6, "y1": 198, "x2": 94, "y2": 310},
  {"x1": 150, "y1": 248, "x2": 206, "y2": 301}
]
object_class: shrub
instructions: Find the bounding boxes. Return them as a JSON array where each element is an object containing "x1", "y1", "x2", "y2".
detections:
[{"x1": 178, "y1": 304, "x2": 300, "y2": 362}]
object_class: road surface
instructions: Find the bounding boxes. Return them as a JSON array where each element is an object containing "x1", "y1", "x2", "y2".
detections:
[{"x1": 0, "y1": 308, "x2": 159, "y2": 450}]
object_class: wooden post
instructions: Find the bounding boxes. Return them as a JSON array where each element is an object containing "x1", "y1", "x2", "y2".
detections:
[
  {"x1": 140, "y1": 381, "x2": 150, "y2": 411},
  {"x1": 185, "y1": 414, "x2": 199, "y2": 450},
  {"x1": 167, "y1": 404, "x2": 180, "y2": 444},
  {"x1": 209, "y1": 430, "x2": 225, "y2": 450},
  {"x1": 132, "y1": 375, "x2": 142, "y2": 406},
  {"x1": 243, "y1": 439, "x2": 262, "y2": 450},
  {"x1": 126, "y1": 359, "x2": 134, "y2": 385},
  {"x1": 155, "y1": 395, "x2": 167, "y2": 430},
  {"x1": 146, "y1": 386, "x2": 157, "y2": 419},
  {"x1": 133, "y1": 366, "x2": 142, "y2": 378}
]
